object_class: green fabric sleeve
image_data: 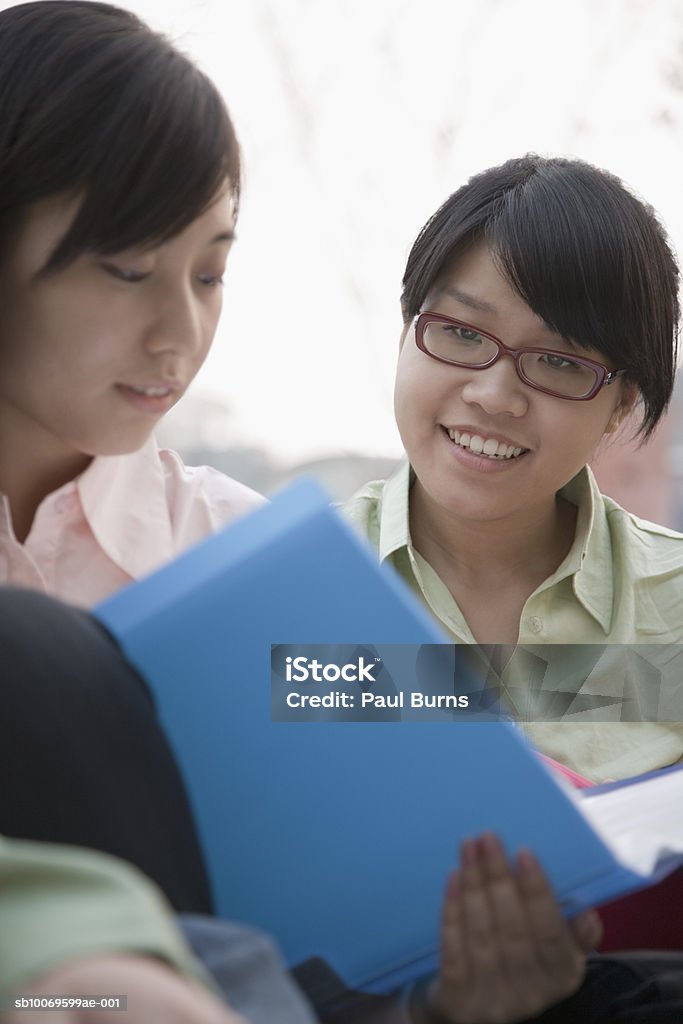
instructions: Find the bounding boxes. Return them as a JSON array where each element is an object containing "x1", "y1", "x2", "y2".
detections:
[{"x1": 0, "y1": 836, "x2": 209, "y2": 994}]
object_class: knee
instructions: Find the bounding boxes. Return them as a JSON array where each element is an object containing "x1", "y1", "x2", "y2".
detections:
[{"x1": 0, "y1": 585, "x2": 151, "y2": 714}]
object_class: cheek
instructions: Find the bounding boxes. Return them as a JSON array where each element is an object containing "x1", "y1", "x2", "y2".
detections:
[
  {"x1": 543, "y1": 403, "x2": 618, "y2": 467},
  {"x1": 393, "y1": 358, "x2": 423, "y2": 436},
  {"x1": 394, "y1": 361, "x2": 448, "y2": 456},
  {"x1": 196, "y1": 299, "x2": 222, "y2": 358},
  {"x1": 13, "y1": 288, "x2": 99, "y2": 360},
  {"x1": 204, "y1": 312, "x2": 221, "y2": 353},
  {"x1": 394, "y1": 348, "x2": 455, "y2": 417},
  {"x1": 392, "y1": 361, "x2": 409, "y2": 421},
  {"x1": 582, "y1": 392, "x2": 625, "y2": 443}
]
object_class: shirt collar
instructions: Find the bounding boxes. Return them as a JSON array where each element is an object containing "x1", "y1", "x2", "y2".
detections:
[
  {"x1": 77, "y1": 435, "x2": 175, "y2": 581},
  {"x1": 377, "y1": 460, "x2": 614, "y2": 634},
  {"x1": 377, "y1": 461, "x2": 413, "y2": 561},
  {"x1": 557, "y1": 465, "x2": 614, "y2": 633}
]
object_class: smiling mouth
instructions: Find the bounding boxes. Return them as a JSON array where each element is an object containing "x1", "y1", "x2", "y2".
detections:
[
  {"x1": 123, "y1": 385, "x2": 174, "y2": 397},
  {"x1": 445, "y1": 427, "x2": 528, "y2": 460}
]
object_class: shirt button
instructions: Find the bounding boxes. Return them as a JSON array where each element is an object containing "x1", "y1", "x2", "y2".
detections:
[{"x1": 528, "y1": 616, "x2": 543, "y2": 635}]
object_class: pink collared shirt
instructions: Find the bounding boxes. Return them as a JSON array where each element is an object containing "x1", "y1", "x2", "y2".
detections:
[{"x1": 0, "y1": 437, "x2": 265, "y2": 607}]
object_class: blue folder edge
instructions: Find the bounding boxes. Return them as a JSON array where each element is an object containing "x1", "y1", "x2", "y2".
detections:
[{"x1": 97, "y1": 476, "x2": 446, "y2": 643}]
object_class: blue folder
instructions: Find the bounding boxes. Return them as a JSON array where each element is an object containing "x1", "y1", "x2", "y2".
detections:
[{"x1": 95, "y1": 478, "x2": 670, "y2": 993}]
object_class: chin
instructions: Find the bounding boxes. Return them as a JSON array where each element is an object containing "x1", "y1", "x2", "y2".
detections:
[{"x1": 424, "y1": 480, "x2": 507, "y2": 522}]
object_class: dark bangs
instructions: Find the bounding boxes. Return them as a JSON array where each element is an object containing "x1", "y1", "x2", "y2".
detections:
[
  {"x1": 488, "y1": 161, "x2": 678, "y2": 437},
  {"x1": 0, "y1": 2, "x2": 240, "y2": 269},
  {"x1": 402, "y1": 156, "x2": 679, "y2": 438}
]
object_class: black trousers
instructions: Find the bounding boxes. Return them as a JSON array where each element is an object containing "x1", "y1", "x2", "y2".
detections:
[
  {"x1": 556, "y1": 952, "x2": 683, "y2": 1022},
  {"x1": 0, "y1": 585, "x2": 212, "y2": 913}
]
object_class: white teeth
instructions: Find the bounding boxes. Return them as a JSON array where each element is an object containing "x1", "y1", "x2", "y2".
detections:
[
  {"x1": 130, "y1": 386, "x2": 170, "y2": 396},
  {"x1": 447, "y1": 428, "x2": 525, "y2": 460}
]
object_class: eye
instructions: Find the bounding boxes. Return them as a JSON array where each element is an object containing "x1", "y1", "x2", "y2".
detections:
[
  {"x1": 99, "y1": 261, "x2": 150, "y2": 284},
  {"x1": 197, "y1": 273, "x2": 224, "y2": 288},
  {"x1": 539, "y1": 352, "x2": 581, "y2": 372},
  {"x1": 455, "y1": 326, "x2": 482, "y2": 342},
  {"x1": 438, "y1": 324, "x2": 484, "y2": 344}
]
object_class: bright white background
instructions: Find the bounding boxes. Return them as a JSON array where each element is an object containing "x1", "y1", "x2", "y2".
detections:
[
  {"x1": 8, "y1": 0, "x2": 683, "y2": 469},
  {"x1": 139, "y1": 0, "x2": 683, "y2": 463}
]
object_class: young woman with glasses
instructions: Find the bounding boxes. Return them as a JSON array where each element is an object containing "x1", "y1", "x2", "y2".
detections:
[
  {"x1": 343, "y1": 156, "x2": 683, "y2": 1021},
  {"x1": 346, "y1": 153, "x2": 681, "y2": 783}
]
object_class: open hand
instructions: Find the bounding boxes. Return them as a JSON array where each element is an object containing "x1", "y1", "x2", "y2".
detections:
[{"x1": 429, "y1": 833, "x2": 602, "y2": 1024}]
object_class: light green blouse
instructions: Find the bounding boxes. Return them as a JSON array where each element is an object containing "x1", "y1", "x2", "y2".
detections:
[{"x1": 343, "y1": 462, "x2": 683, "y2": 783}]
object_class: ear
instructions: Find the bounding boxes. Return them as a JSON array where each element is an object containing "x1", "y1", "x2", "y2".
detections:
[{"x1": 604, "y1": 382, "x2": 638, "y2": 435}]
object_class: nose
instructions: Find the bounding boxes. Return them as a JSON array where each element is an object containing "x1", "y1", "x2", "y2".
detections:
[
  {"x1": 144, "y1": 284, "x2": 211, "y2": 362},
  {"x1": 460, "y1": 353, "x2": 528, "y2": 418}
]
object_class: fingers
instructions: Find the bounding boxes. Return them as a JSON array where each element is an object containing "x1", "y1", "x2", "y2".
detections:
[
  {"x1": 439, "y1": 837, "x2": 507, "y2": 1020},
  {"x1": 441, "y1": 834, "x2": 542, "y2": 1016},
  {"x1": 570, "y1": 907, "x2": 603, "y2": 953},
  {"x1": 440, "y1": 870, "x2": 471, "y2": 993},
  {"x1": 458, "y1": 837, "x2": 499, "y2": 976},
  {"x1": 515, "y1": 849, "x2": 586, "y2": 991},
  {"x1": 436, "y1": 835, "x2": 589, "y2": 1024},
  {"x1": 475, "y1": 835, "x2": 547, "y2": 992}
]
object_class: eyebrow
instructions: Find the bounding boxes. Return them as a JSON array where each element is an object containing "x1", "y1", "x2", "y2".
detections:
[
  {"x1": 210, "y1": 230, "x2": 236, "y2": 245},
  {"x1": 438, "y1": 284, "x2": 587, "y2": 350},
  {"x1": 438, "y1": 285, "x2": 498, "y2": 315}
]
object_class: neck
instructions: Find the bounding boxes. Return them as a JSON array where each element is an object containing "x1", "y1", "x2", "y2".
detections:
[
  {"x1": 409, "y1": 480, "x2": 577, "y2": 592},
  {"x1": 0, "y1": 404, "x2": 92, "y2": 543}
]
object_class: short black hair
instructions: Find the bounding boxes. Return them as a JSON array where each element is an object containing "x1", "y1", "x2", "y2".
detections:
[
  {"x1": 0, "y1": 1, "x2": 240, "y2": 270},
  {"x1": 401, "y1": 155, "x2": 679, "y2": 438}
]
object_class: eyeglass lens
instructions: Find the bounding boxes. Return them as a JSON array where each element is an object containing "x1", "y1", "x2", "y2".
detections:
[{"x1": 421, "y1": 321, "x2": 599, "y2": 399}]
